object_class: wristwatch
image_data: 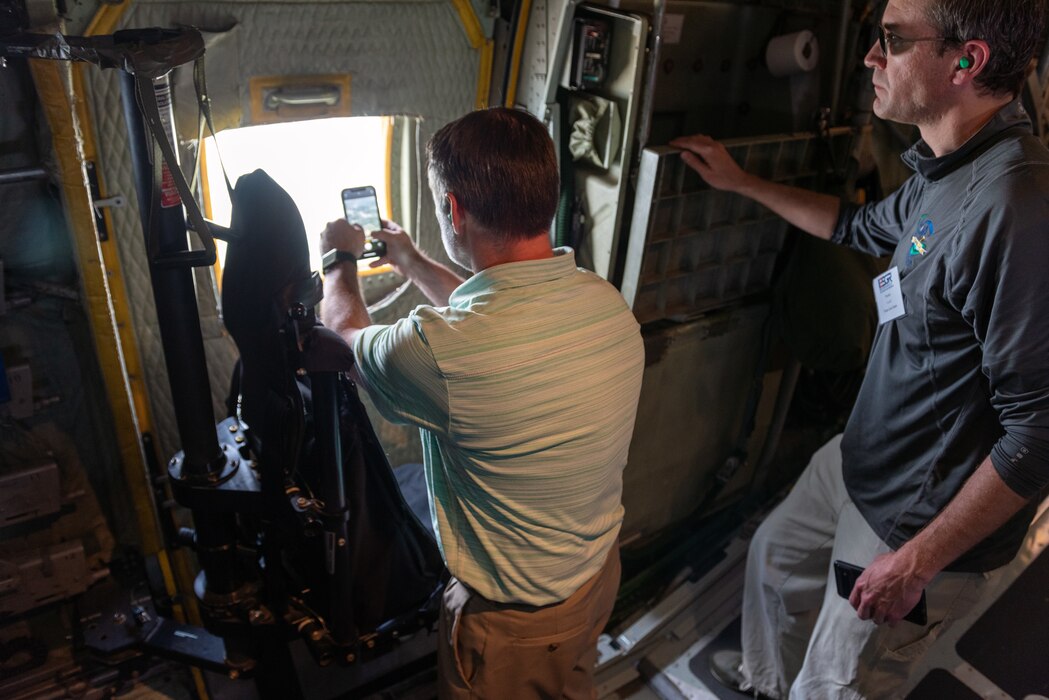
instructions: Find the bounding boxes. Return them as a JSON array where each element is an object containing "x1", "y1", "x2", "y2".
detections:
[{"x1": 322, "y1": 248, "x2": 357, "y2": 274}]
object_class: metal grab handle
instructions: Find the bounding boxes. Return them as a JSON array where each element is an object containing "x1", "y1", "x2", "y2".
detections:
[{"x1": 263, "y1": 86, "x2": 340, "y2": 110}]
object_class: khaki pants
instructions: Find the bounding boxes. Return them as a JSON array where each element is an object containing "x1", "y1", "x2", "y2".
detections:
[
  {"x1": 438, "y1": 542, "x2": 621, "y2": 699},
  {"x1": 742, "y1": 435, "x2": 1001, "y2": 699}
]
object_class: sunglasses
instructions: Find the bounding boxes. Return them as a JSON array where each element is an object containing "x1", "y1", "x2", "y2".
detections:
[{"x1": 876, "y1": 25, "x2": 954, "y2": 55}]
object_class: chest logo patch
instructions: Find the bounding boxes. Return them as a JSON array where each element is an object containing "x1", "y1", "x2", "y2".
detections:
[{"x1": 907, "y1": 214, "x2": 935, "y2": 265}]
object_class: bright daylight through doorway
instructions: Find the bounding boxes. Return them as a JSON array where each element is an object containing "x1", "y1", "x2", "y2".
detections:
[{"x1": 202, "y1": 116, "x2": 391, "y2": 274}]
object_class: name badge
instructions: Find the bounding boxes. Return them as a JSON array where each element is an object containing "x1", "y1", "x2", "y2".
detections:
[{"x1": 873, "y1": 266, "x2": 905, "y2": 324}]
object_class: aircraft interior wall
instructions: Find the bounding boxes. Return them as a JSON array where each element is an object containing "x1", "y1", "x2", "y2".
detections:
[
  {"x1": 525, "y1": 0, "x2": 884, "y2": 545},
  {"x1": 0, "y1": 0, "x2": 889, "y2": 691},
  {"x1": 6, "y1": 0, "x2": 1048, "y2": 697},
  {"x1": 0, "y1": 37, "x2": 159, "y2": 694},
  {"x1": 0, "y1": 0, "x2": 870, "y2": 690}
]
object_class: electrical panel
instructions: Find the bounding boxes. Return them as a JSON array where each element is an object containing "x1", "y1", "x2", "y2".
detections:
[{"x1": 569, "y1": 17, "x2": 612, "y2": 89}]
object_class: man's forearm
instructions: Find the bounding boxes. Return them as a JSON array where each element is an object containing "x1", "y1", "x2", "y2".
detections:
[
  {"x1": 736, "y1": 174, "x2": 841, "y2": 241},
  {"x1": 402, "y1": 250, "x2": 465, "y2": 306},
  {"x1": 900, "y1": 457, "x2": 1030, "y2": 583},
  {"x1": 322, "y1": 265, "x2": 372, "y2": 345},
  {"x1": 851, "y1": 456, "x2": 1032, "y2": 624},
  {"x1": 673, "y1": 137, "x2": 841, "y2": 241}
]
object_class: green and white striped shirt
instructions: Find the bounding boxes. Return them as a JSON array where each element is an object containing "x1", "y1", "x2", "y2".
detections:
[{"x1": 353, "y1": 248, "x2": 644, "y2": 605}]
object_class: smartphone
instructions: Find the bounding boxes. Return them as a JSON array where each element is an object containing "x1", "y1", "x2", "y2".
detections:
[
  {"x1": 833, "y1": 560, "x2": 927, "y2": 626},
  {"x1": 340, "y1": 186, "x2": 387, "y2": 259}
]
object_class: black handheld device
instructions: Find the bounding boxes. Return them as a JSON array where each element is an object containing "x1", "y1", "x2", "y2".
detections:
[
  {"x1": 833, "y1": 560, "x2": 928, "y2": 626},
  {"x1": 341, "y1": 186, "x2": 387, "y2": 259}
]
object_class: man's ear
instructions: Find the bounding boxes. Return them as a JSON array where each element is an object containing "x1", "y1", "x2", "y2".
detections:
[
  {"x1": 446, "y1": 193, "x2": 463, "y2": 234},
  {"x1": 441, "y1": 194, "x2": 453, "y2": 222},
  {"x1": 953, "y1": 39, "x2": 990, "y2": 86}
]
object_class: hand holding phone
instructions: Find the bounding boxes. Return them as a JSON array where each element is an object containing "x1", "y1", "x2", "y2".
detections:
[
  {"x1": 341, "y1": 186, "x2": 387, "y2": 259},
  {"x1": 833, "y1": 559, "x2": 928, "y2": 626}
]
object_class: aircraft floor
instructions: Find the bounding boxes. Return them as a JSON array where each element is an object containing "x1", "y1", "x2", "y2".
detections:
[{"x1": 604, "y1": 494, "x2": 1049, "y2": 700}]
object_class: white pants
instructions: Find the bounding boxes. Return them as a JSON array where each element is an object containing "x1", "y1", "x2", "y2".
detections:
[{"x1": 741, "y1": 435, "x2": 1000, "y2": 699}]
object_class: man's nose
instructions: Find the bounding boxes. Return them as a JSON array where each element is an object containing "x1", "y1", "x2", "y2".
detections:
[{"x1": 864, "y1": 40, "x2": 886, "y2": 70}]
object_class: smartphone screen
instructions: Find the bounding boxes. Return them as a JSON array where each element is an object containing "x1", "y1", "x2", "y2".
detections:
[
  {"x1": 833, "y1": 560, "x2": 928, "y2": 626},
  {"x1": 341, "y1": 186, "x2": 387, "y2": 259},
  {"x1": 342, "y1": 186, "x2": 382, "y2": 234}
]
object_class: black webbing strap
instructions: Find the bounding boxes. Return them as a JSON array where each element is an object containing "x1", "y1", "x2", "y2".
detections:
[
  {"x1": 133, "y1": 69, "x2": 216, "y2": 268},
  {"x1": 190, "y1": 55, "x2": 234, "y2": 202}
]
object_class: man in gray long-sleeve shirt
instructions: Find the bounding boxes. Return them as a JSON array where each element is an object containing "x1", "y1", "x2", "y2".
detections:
[{"x1": 673, "y1": 0, "x2": 1049, "y2": 697}]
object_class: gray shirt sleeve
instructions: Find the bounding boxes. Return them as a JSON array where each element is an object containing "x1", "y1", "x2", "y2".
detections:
[
  {"x1": 831, "y1": 176, "x2": 924, "y2": 257},
  {"x1": 947, "y1": 180, "x2": 1049, "y2": 498}
]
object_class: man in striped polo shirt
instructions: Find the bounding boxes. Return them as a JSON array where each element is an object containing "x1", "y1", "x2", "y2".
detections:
[{"x1": 320, "y1": 107, "x2": 645, "y2": 698}]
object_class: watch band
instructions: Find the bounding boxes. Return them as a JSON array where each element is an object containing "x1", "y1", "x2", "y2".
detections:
[{"x1": 322, "y1": 248, "x2": 357, "y2": 273}]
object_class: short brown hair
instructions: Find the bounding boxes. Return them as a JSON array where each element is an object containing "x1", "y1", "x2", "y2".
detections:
[
  {"x1": 925, "y1": 0, "x2": 1046, "y2": 97},
  {"x1": 427, "y1": 108, "x2": 559, "y2": 241}
]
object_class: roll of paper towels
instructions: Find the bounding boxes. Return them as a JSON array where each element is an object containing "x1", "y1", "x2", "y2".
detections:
[{"x1": 766, "y1": 30, "x2": 819, "y2": 76}]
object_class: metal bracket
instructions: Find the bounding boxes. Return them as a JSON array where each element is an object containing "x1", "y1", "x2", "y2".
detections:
[
  {"x1": 86, "y1": 160, "x2": 121, "y2": 241},
  {"x1": 80, "y1": 577, "x2": 233, "y2": 675},
  {"x1": 90, "y1": 194, "x2": 126, "y2": 243},
  {"x1": 93, "y1": 194, "x2": 127, "y2": 211}
]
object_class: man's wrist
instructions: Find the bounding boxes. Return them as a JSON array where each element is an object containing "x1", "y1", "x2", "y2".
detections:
[
  {"x1": 896, "y1": 539, "x2": 939, "y2": 586},
  {"x1": 735, "y1": 172, "x2": 762, "y2": 197},
  {"x1": 401, "y1": 246, "x2": 431, "y2": 275},
  {"x1": 322, "y1": 248, "x2": 357, "y2": 274}
]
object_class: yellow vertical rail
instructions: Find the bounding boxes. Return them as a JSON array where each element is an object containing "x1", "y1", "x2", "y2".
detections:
[
  {"x1": 450, "y1": 0, "x2": 494, "y2": 108},
  {"x1": 85, "y1": 0, "x2": 131, "y2": 36},
  {"x1": 30, "y1": 58, "x2": 163, "y2": 556},
  {"x1": 383, "y1": 116, "x2": 394, "y2": 218},
  {"x1": 504, "y1": 0, "x2": 534, "y2": 107},
  {"x1": 477, "y1": 39, "x2": 495, "y2": 109}
]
